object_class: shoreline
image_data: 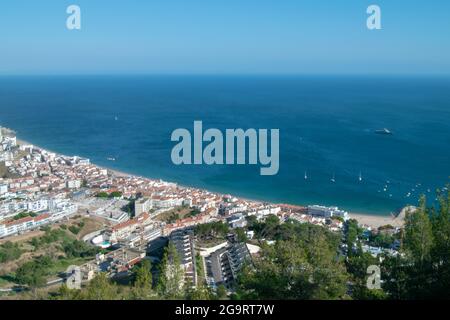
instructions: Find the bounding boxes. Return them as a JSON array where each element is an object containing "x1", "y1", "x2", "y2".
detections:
[
  {"x1": 13, "y1": 134, "x2": 406, "y2": 229},
  {"x1": 349, "y1": 211, "x2": 406, "y2": 228}
]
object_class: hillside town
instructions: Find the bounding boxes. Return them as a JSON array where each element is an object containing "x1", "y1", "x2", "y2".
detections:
[{"x1": 0, "y1": 126, "x2": 403, "y2": 297}]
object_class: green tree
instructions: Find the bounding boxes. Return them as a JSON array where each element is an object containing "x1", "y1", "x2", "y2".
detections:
[
  {"x1": 216, "y1": 284, "x2": 228, "y2": 300},
  {"x1": 238, "y1": 232, "x2": 348, "y2": 300},
  {"x1": 403, "y1": 196, "x2": 434, "y2": 264},
  {"x1": 429, "y1": 188, "x2": 450, "y2": 297},
  {"x1": 95, "y1": 192, "x2": 109, "y2": 198},
  {"x1": 15, "y1": 256, "x2": 53, "y2": 288},
  {"x1": 184, "y1": 280, "x2": 213, "y2": 300},
  {"x1": 235, "y1": 228, "x2": 247, "y2": 243},
  {"x1": 57, "y1": 283, "x2": 83, "y2": 300},
  {"x1": 156, "y1": 243, "x2": 184, "y2": 299},
  {"x1": 83, "y1": 273, "x2": 118, "y2": 300},
  {"x1": 345, "y1": 219, "x2": 361, "y2": 255},
  {"x1": 381, "y1": 189, "x2": 450, "y2": 299},
  {"x1": 131, "y1": 259, "x2": 153, "y2": 299},
  {"x1": 346, "y1": 250, "x2": 387, "y2": 300},
  {"x1": 0, "y1": 241, "x2": 22, "y2": 262},
  {"x1": 109, "y1": 191, "x2": 123, "y2": 198}
]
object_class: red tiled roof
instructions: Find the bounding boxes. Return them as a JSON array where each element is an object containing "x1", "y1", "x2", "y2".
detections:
[
  {"x1": 5, "y1": 216, "x2": 34, "y2": 226},
  {"x1": 112, "y1": 219, "x2": 138, "y2": 231},
  {"x1": 34, "y1": 213, "x2": 51, "y2": 222},
  {"x1": 112, "y1": 212, "x2": 150, "y2": 231}
]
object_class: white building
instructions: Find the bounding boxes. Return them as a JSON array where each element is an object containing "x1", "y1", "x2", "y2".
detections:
[
  {"x1": 27, "y1": 199, "x2": 49, "y2": 212},
  {"x1": 1, "y1": 136, "x2": 17, "y2": 151},
  {"x1": 0, "y1": 213, "x2": 51, "y2": 238},
  {"x1": 66, "y1": 179, "x2": 81, "y2": 189},
  {"x1": 247, "y1": 206, "x2": 281, "y2": 221},
  {"x1": 307, "y1": 205, "x2": 349, "y2": 220},
  {"x1": 151, "y1": 196, "x2": 184, "y2": 209},
  {"x1": 0, "y1": 184, "x2": 8, "y2": 195},
  {"x1": 50, "y1": 201, "x2": 78, "y2": 221},
  {"x1": 135, "y1": 198, "x2": 153, "y2": 217}
]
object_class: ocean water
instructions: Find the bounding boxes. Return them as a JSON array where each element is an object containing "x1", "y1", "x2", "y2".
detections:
[{"x1": 0, "y1": 75, "x2": 449, "y2": 215}]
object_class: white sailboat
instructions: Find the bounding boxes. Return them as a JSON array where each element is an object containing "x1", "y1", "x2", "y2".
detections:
[
  {"x1": 304, "y1": 171, "x2": 308, "y2": 180},
  {"x1": 358, "y1": 171, "x2": 362, "y2": 182}
]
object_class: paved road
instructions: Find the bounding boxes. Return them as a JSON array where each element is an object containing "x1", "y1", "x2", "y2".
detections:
[{"x1": 0, "y1": 277, "x2": 65, "y2": 293}]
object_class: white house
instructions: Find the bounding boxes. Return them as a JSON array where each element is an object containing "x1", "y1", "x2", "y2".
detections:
[
  {"x1": 307, "y1": 205, "x2": 349, "y2": 220},
  {"x1": 0, "y1": 184, "x2": 8, "y2": 195}
]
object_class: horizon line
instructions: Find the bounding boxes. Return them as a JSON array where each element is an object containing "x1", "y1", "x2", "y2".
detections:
[{"x1": 1, "y1": 73, "x2": 450, "y2": 78}]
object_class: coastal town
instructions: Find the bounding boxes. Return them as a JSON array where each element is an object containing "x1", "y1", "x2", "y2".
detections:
[{"x1": 0, "y1": 125, "x2": 406, "y2": 297}]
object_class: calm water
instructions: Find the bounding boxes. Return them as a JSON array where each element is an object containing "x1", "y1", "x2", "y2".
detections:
[{"x1": 0, "y1": 75, "x2": 449, "y2": 215}]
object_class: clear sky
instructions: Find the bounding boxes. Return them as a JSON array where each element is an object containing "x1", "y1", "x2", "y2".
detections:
[{"x1": 1, "y1": 0, "x2": 449, "y2": 75}]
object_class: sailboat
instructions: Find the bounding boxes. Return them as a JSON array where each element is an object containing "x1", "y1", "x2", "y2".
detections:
[
  {"x1": 331, "y1": 173, "x2": 336, "y2": 183},
  {"x1": 304, "y1": 171, "x2": 308, "y2": 180},
  {"x1": 358, "y1": 171, "x2": 363, "y2": 182}
]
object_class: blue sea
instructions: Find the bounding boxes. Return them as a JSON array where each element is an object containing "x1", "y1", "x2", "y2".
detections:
[{"x1": 0, "y1": 75, "x2": 449, "y2": 215}]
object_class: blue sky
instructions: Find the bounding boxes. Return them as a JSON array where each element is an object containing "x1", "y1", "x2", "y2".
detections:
[{"x1": 1, "y1": 0, "x2": 449, "y2": 75}]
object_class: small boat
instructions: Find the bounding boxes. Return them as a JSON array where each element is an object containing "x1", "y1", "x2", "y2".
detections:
[
  {"x1": 331, "y1": 173, "x2": 336, "y2": 183},
  {"x1": 107, "y1": 157, "x2": 116, "y2": 161},
  {"x1": 375, "y1": 128, "x2": 392, "y2": 135},
  {"x1": 304, "y1": 171, "x2": 308, "y2": 180},
  {"x1": 358, "y1": 171, "x2": 362, "y2": 182}
]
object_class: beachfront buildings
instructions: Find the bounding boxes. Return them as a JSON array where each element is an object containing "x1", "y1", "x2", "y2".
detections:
[
  {"x1": 307, "y1": 205, "x2": 349, "y2": 220},
  {"x1": 0, "y1": 125, "x2": 367, "y2": 292},
  {"x1": 0, "y1": 126, "x2": 17, "y2": 152}
]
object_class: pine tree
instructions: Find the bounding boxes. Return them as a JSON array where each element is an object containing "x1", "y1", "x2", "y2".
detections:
[
  {"x1": 156, "y1": 242, "x2": 184, "y2": 299},
  {"x1": 429, "y1": 188, "x2": 450, "y2": 298},
  {"x1": 403, "y1": 196, "x2": 434, "y2": 264},
  {"x1": 83, "y1": 273, "x2": 118, "y2": 300},
  {"x1": 132, "y1": 259, "x2": 153, "y2": 299}
]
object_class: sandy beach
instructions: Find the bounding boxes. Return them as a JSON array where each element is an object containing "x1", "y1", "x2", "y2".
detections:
[
  {"x1": 12, "y1": 132, "x2": 409, "y2": 229},
  {"x1": 350, "y1": 205, "x2": 414, "y2": 229}
]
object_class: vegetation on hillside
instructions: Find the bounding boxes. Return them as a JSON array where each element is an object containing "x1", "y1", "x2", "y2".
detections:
[{"x1": 2, "y1": 187, "x2": 449, "y2": 300}]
